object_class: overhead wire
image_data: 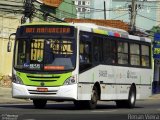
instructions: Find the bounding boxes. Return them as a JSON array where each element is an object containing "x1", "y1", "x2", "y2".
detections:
[
  {"x1": 63, "y1": 0, "x2": 129, "y2": 12},
  {"x1": 112, "y1": 12, "x2": 129, "y2": 20},
  {"x1": 0, "y1": 0, "x2": 160, "y2": 28},
  {"x1": 137, "y1": 13, "x2": 160, "y2": 22}
]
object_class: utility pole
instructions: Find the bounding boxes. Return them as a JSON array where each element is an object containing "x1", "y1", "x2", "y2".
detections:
[
  {"x1": 21, "y1": 0, "x2": 34, "y2": 24},
  {"x1": 130, "y1": 0, "x2": 137, "y2": 33},
  {"x1": 104, "y1": 1, "x2": 106, "y2": 20}
]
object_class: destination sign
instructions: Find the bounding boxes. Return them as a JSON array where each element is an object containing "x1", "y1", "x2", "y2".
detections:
[
  {"x1": 25, "y1": 27, "x2": 71, "y2": 34},
  {"x1": 18, "y1": 25, "x2": 74, "y2": 37}
]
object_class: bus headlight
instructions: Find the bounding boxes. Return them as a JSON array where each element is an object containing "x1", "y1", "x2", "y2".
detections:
[
  {"x1": 64, "y1": 76, "x2": 76, "y2": 85},
  {"x1": 12, "y1": 75, "x2": 24, "y2": 85}
]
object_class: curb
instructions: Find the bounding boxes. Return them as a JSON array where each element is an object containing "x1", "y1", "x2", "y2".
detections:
[{"x1": 148, "y1": 94, "x2": 160, "y2": 100}]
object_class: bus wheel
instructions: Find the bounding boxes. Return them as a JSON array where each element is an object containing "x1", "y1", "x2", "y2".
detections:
[
  {"x1": 33, "y1": 99, "x2": 47, "y2": 109},
  {"x1": 116, "y1": 86, "x2": 136, "y2": 108},
  {"x1": 126, "y1": 85, "x2": 136, "y2": 108},
  {"x1": 86, "y1": 86, "x2": 98, "y2": 109}
]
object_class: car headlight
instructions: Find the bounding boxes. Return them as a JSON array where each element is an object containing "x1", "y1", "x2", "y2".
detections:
[
  {"x1": 12, "y1": 74, "x2": 24, "y2": 85},
  {"x1": 64, "y1": 75, "x2": 77, "y2": 85}
]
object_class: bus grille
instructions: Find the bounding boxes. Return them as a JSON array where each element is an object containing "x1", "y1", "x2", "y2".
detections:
[
  {"x1": 28, "y1": 90, "x2": 57, "y2": 95},
  {"x1": 26, "y1": 74, "x2": 60, "y2": 82}
]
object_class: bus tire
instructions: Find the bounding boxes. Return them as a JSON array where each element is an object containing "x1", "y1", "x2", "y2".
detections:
[
  {"x1": 33, "y1": 99, "x2": 47, "y2": 109},
  {"x1": 126, "y1": 85, "x2": 136, "y2": 108},
  {"x1": 116, "y1": 85, "x2": 136, "y2": 108},
  {"x1": 85, "y1": 86, "x2": 98, "y2": 109},
  {"x1": 74, "y1": 86, "x2": 98, "y2": 109}
]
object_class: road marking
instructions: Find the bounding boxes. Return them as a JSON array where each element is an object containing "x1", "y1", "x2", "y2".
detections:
[
  {"x1": 91, "y1": 110, "x2": 118, "y2": 113},
  {"x1": 23, "y1": 119, "x2": 36, "y2": 120}
]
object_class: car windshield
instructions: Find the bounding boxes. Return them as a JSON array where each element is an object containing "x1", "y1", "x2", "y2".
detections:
[{"x1": 14, "y1": 38, "x2": 76, "y2": 72}]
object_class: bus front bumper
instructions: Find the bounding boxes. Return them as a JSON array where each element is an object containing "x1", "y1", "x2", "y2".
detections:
[{"x1": 12, "y1": 83, "x2": 77, "y2": 100}]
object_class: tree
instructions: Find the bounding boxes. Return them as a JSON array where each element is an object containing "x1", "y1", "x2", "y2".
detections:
[{"x1": 148, "y1": 26, "x2": 160, "y2": 40}]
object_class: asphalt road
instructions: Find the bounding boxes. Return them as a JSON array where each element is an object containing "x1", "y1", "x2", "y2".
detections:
[{"x1": 0, "y1": 100, "x2": 160, "y2": 120}]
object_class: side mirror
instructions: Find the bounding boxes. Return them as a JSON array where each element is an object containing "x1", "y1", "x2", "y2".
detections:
[
  {"x1": 7, "y1": 33, "x2": 16, "y2": 52},
  {"x1": 7, "y1": 41, "x2": 12, "y2": 52}
]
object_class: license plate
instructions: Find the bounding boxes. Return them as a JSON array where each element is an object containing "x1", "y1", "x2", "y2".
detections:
[{"x1": 37, "y1": 88, "x2": 48, "y2": 92}]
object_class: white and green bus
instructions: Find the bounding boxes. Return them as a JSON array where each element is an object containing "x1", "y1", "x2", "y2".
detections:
[{"x1": 8, "y1": 22, "x2": 153, "y2": 109}]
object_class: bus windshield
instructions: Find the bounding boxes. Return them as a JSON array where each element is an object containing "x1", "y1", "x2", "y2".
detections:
[{"x1": 14, "y1": 38, "x2": 76, "y2": 72}]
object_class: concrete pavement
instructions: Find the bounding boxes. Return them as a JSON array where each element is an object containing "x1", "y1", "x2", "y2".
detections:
[
  {"x1": 0, "y1": 87, "x2": 30, "y2": 104},
  {"x1": 0, "y1": 87, "x2": 160, "y2": 104}
]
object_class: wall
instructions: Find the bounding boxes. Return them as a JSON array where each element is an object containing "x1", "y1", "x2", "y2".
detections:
[
  {"x1": 38, "y1": 0, "x2": 77, "y2": 21},
  {"x1": 56, "y1": 0, "x2": 77, "y2": 19},
  {"x1": 0, "y1": 15, "x2": 20, "y2": 75}
]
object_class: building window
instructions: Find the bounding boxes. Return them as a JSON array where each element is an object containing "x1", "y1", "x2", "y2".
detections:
[
  {"x1": 82, "y1": 1, "x2": 85, "y2": 5},
  {"x1": 82, "y1": 8, "x2": 86, "y2": 12},
  {"x1": 86, "y1": 8, "x2": 90, "y2": 12},
  {"x1": 77, "y1": 8, "x2": 82, "y2": 12},
  {"x1": 78, "y1": 1, "x2": 81, "y2": 5},
  {"x1": 73, "y1": 0, "x2": 91, "y2": 13},
  {"x1": 86, "y1": 1, "x2": 90, "y2": 5}
]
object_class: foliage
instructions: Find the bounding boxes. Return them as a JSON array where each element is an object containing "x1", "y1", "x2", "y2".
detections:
[{"x1": 149, "y1": 26, "x2": 160, "y2": 40}]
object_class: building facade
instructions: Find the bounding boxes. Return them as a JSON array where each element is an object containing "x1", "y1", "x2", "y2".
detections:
[
  {"x1": 39, "y1": 0, "x2": 77, "y2": 21},
  {"x1": 72, "y1": 0, "x2": 92, "y2": 18},
  {"x1": 72, "y1": 0, "x2": 158, "y2": 30},
  {"x1": 0, "y1": 15, "x2": 20, "y2": 75},
  {"x1": 72, "y1": 0, "x2": 111, "y2": 19}
]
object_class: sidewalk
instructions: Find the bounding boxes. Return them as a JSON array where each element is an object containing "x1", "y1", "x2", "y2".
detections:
[
  {"x1": 148, "y1": 93, "x2": 160, "y2": 100},
  {"x1": 0, "y1": 87, "x2": 30, "y2": 104},
  {"x1": 0, "y1": 87, "x2": 160, "y2": 104}
]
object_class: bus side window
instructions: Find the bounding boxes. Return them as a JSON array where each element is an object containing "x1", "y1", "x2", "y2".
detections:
[
  {"x1": 130, "y1": 43, "x2": 140, "y2": 66},
  {"x1": 117, "y1": 42, "x2": 128, "y2": 65},
  {"x1": 94, "y1": 46, "x2": 99, "y2": 62},
  {"x1": 79, "y1": 34, "x2": 91, "y2": 64},
  {"x1": 93, "y1": 36, "x2": 103, "y2": 62},
  {"x1": 142, "y1": 57, "x2": 146, "y2": 66},
  {"x1": 103, "y1": 37, "x2": 116, "y2": 64},
  {"x1": 80, "y1": 43, "x2": 90, "y2": 63},
  {"x1": 141, "y1": 45, "x2": 150, "y2": 67}
]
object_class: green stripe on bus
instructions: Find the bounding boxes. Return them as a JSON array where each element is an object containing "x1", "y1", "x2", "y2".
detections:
[{"x1": 16, "y1": 71, "x2": 72, "y2": 87}]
